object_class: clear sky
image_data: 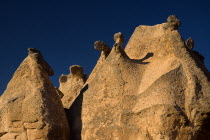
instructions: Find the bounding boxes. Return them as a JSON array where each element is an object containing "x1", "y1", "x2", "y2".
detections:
[{"x1": 0, "y1": 0, "x2": 210, "y2": 94}]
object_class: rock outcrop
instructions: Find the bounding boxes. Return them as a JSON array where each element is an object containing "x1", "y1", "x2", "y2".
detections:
[
  {"x1": 0, "y1": 48, "x2": 69, "y2": 140},
  {"x1": 1, "y1": 15, "x2": 210, "y2": 140},
  {"x1": 70, "y1": 15, "x2": 210, "y2": 140},
  {"x1": 59, "y1": 65, "x2": 87, "y2": 109}
]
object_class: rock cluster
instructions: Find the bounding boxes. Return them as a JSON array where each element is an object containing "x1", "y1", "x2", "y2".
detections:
[{"x1": 0, "y1": 15, "x2": 210, "y2": 140}]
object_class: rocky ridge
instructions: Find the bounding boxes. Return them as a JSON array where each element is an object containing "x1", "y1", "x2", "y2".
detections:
[{"x1": 0, "y1": 15, "x2": 210, "y2": 140}]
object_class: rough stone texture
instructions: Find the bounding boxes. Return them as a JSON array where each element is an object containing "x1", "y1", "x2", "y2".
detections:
[
  {"x1": 71, "y1": 16, "x2": 210, "y2": 140},
  {"x1": 1, "y1": 16, "x2": 210, "y2": 140},
  {"x1": 0, "y1": 48, "x2": 69, "y2": 140},
  {"x1": 59, "y1": 65, "x2": 87, "y2": 109},
  {"x1": 58, "y1": 65, "x2": 87, "y2": 140}
]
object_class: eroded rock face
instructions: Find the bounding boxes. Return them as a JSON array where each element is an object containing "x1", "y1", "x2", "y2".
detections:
[
  {"x1": 0, "y1": 48, "x2": 69, "y2": 140},
  {"x1": 58, "y1": 65, "x2": 87, "y2": 140},
  {"x1": 75, "y1": 16, "x2": 210, "y2": 140},
  {"x1": 0, "y1": 15, "x2": 210, "y2": 140},
  {"x1": 59, "y1": 65, "x2": 87, "y2": 109}
]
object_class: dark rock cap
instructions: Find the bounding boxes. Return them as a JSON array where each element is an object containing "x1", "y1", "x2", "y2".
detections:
[{"x1": 167, "y1": 15, "x2": 181, "y2": 30}]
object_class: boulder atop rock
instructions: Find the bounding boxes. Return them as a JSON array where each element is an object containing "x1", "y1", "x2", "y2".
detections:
[
  {"x1": 114, "y1": 32, "x2": 124, "y2": 46},
  {"x1": 94, "y1": 41, "x2": 111, "y2": 52},
  {"x1": 164, "y1": 15, "x2": 181, "y2": 30}
]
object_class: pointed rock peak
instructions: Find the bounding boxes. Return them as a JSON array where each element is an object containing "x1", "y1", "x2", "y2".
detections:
[
  {"x1": 165, "y1": 15, "x2": 181, "y2": 30},
  {"x1": 28, "y1": 48, "x2": 54, "y2": 76},
  {"x1": 185, "y1": 38, "x2": 194, "y2": 50},
  {"x1": 0, "y1": 48, "x2": 69, "y2": 139},
  {"x1": 114, "y1": 32, "x2": 124, "y2": 45}
]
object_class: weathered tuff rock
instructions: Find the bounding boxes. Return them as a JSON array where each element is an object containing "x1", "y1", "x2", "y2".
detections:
[
  {"x1": 59, "y1": 65, "x2": 87, "y2": 109},
  {"x1": 0, "y1": 48, "x2": 69, "y2": 140},
  {"x1": 68, "y1": 15, "x2": 210, "y2": 140},
  {"x1": 58, "y1": 65, "x2": 87, "y2": 140},
  {"x1": 1, "y1": 15, "x2": 210, "y2": 140}
]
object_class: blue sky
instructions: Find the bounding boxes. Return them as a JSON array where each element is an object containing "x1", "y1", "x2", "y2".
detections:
[{"x1": 0, "y1": 0, "x2": 210, "y2": 94}]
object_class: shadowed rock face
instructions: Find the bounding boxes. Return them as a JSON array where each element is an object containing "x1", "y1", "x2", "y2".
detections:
[
  {"x1": 73, "y1": 16, "x2": 210, "y2": 140},
  {"x1": 0, "y1": 48, "x2": 69, "y2": 140},
  {"x1": 58, "y1": 65, "x2": 87, "y2": 140}
]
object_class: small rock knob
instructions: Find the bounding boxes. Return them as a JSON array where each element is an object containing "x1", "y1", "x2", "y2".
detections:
[
  {"x1": 185, "y1": 38, "x2": 194, "y2": 50},
  {"x1": 167, "y1": 15, "x2": 181, "y2": 30},
  {"x1": 114, "y1": 32, "x2": 124, "y2": 45},
  {"x1": 94, "y1": 41, "x2": 111, "y2": 52},
  {"x1": 70, "y1": 65, "x2": 84, "y2": 77},
  {"x1": 28, "y1": 48, "x2": 42, "y2": 55}
]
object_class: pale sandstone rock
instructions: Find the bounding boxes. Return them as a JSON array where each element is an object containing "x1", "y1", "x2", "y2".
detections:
[
  {"x1": 59, "y1": 65, "x2": 87, "y2": 109},
  {"x1": 114, "y1": 32, "x2": 124, "y2": 46},
  {"x1": 59, "y1": 65, "x2": 87, "y2": 140},
  {"x1": 68, "y1": 16, "x2": 210, "y2": 140},
  {"x1": 0, "y1": 15, "x2": 210, "y2": 140},
  {"x1": 0, "y1": 48, "x2": 69, "y2": 140}
]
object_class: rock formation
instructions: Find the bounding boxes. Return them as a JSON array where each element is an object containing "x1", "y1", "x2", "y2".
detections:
[
  {"x1": 59, "y1": 65, "x2": 87, "y2": 109},
  {"x1": 0, "y1": 48, "x2": 69, "y2": 140},
  {"x1": 1, "y1": 15, "x2": 210, "y2": 140},
  {"x1": 73, "y1": 15, "x2": 210, "y2": 140},
  {"x1": 58, "y1": 65, "x2": 87, "y2": 140}
]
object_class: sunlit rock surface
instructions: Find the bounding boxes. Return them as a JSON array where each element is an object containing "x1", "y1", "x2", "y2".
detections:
[{"x1": 0, "y1": 48, "x2": 69, "y2": 140}]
